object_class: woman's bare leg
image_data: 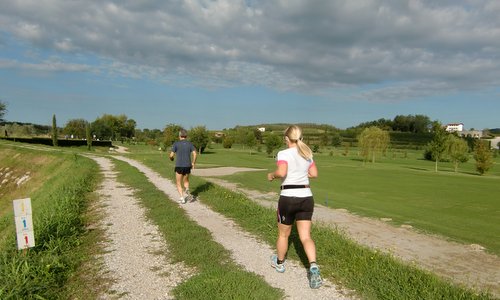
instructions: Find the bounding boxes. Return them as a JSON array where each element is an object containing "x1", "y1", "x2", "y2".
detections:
[
  {"x1": 296, "y1": 220, "x2": 316, "y2": 263},
  {"x1": 277, "y1": 223, "x2": 292, "y2": 261}
]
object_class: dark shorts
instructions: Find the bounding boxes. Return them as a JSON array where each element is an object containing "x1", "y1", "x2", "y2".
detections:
[
  {"x1": 175, "y1": 167, "x2": 192, "y2": 175},
  {"x1": 276, "y1": 195, "x2": 314, "y2": 225}
]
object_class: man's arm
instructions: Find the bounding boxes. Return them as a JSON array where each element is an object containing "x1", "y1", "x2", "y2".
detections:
[
  {"x1": 169, "y1": 151, "x2": 175, "y2": 161},
  {"x1": 191, "y1": 150, "x2": 197, "y2": 168}
]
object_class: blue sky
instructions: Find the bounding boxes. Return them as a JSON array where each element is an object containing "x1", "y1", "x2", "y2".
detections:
[{"x1": 1, "y1": 1, "x2": 499, "y2": 130}]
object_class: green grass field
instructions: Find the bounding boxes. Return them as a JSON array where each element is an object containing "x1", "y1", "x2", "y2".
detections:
[
  {"x1": 1, "y1": 140, "x2": 498, "y2": 299},
  {"x1": 124, "y1": 142, "x2": 495, "y2": 299},
  {"x1": 127, "y1": 142, "x2": 500, "y2": 256}
]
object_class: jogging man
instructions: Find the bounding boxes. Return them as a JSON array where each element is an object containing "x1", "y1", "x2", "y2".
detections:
[{"x1": 169, "y1": 129, "x2": 197, "y2": 204}]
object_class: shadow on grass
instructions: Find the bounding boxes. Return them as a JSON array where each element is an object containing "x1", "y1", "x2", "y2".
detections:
[
  {"x1": 199, "y1": 150, "x2": 216, "y2": 155},
  {"x1": 404, "y1": 166, "x2": 430, "y2": 171},
  {"x1": 192, "y1": 181, "x2": 215, "y2": 197},
  {"x1": 349, "y1": 158, "x2": 365, "y2": 162},
  {"x1": 461, "y1": 171, "x2": 482, "y2": 176},
  {"x1": 405, "y1": 166, "x2": 484, "y2": 177}
]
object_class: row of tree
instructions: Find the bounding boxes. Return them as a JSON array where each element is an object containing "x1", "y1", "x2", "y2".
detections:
[
  {"x1": 425, "y1": 123, "x2": 494, "y2": 175},
  {"x1": 158, "y1": 123, "x2": 495, "y2": 176},
  {"x1": 160, "y1": 124, "x2": 210, "y2": 153},
  {"x1": 62, "y1": 114, "x2": 136, "y2": 141},
  {"x1": 1, "y1": 100, "x2": 136, "y2": 143},
  {"x1": 1, "y1": 100, "x2": 496, "y2": 175},
  {"x1": 356, "y1": 124, "x2": 494, "y2": 175},
  {"x1": 353, "y1": 114, "x2": 433, "y2": 133},
  {"x1": 51, "y1": 114, "x2": 92, "y2": 150}
]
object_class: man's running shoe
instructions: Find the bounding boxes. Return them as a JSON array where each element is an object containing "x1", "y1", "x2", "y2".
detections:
[
  {"x1": 270, "y1": 255, "x2": 285, "y2": 273},
  {"x1": 179, "y1": 196, "x2": 186, "y2": 204},
  {"x1": 185, "y1": 189, "x2": 193, "y2": 202},
  {"x1": 308, "y1": 265, "x2": 323, "y2": 289}
]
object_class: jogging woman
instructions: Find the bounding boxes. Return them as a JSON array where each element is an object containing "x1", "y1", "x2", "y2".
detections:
[{"x1": 267, "y1": 125, "x2": 322, "y2": 289}]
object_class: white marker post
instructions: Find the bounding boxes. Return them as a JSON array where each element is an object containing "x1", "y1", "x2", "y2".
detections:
[{"x1": 13, "y1": 198, "x2": 35, "y2": 250}]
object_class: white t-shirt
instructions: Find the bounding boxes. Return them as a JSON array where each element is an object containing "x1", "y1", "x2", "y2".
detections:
[{"x1": 276, "y1": 147, "x2": 315, "y2": 197}]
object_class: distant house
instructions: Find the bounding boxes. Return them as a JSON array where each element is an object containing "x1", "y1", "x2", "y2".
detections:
[
  {"x1": 445, "y1": 123, "x2": 483, "y2": 138},
  {"x1": 460, "y1": 130, "x2": 482, "y2": 138},
  {"x1": 489, "y1": 137, "x2": 500, "y2": 149},
  {"x1": 257, "y1": 127, "x2": 266, "y2": 132},
  {"x1": 445, "y1": 123, "x2": 464, "y2": 132}
]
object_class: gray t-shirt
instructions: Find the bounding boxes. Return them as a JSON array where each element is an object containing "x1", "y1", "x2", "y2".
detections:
[{"x1": 171, "y1": 140, "x2": 196, "y2": 167}]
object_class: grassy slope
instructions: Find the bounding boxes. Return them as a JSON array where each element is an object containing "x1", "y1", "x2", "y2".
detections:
[{"x1": 0, "y1": 142, "x2": 99, "y2": 299}]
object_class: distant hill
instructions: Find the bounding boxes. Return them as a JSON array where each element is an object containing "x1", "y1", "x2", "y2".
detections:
[
  {"x1": 230, "y1": 123, "x2": 340, "y2": 132},
  {"x1": 223, "y1": 123, "x2": 433, "y2": 150},
  {"x1": 489, "y1": 128, "x2": 500, "y2": 135}
]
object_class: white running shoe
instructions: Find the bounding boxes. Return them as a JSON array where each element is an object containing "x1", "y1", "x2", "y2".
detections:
[
  {"x1": 270, "y1": 255, "x2": 285, "y2": 273},
  {"x1": 185, "y1": 189, "x2": 193, "y2": 202},
  {"x1": 308, "y1": 264, "x2": 323, "y2": 289}
]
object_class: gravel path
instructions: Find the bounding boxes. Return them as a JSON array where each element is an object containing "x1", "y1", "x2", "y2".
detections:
[
  {"x1": 89, "y1": 156, "x2": 192, "y2": 299},
  {"x1": 112, "y1": 156, "x2": 354, "y2": 300}
]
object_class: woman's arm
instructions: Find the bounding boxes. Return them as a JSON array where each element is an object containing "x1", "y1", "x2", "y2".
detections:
[
  {"x1": 268, "y1": 162, "x2": 287, "y2": 181},
  {"x1": 308, "y1": 162, "x2": 318, "y2": 178}
]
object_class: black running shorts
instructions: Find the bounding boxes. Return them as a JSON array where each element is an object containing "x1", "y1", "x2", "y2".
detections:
[
  {"x1": 175, "y1": 167, "x2": 192, "y2": 175},
  {"x1": 276, "y1": 195, "x2": 314, "y2": 225}
]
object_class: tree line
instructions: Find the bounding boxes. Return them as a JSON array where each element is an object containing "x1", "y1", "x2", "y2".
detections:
[
  {"x1": 1, "y1": 100, "x2": 496, "y2": 174},
  {"x1": 356, "y1": 124, "x2": 494, "y2": 175},
  {"x1": 353, "y1": 114, "x2": 433, "y2": 133},
  {"x1": 61, "y1": 114, "x2": 136, "y2": 142},
  {"x1": 67, "y1": 113, "x2": 500, "y2": 181}
]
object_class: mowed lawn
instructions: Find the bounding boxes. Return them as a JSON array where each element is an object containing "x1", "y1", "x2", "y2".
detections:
[{"x1": 129, "y1": 143, "x2": 500, "y2": 256}]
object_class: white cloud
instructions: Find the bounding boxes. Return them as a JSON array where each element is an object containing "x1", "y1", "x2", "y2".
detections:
[
  {"x1": 0, "y1": 57, "x2": 93, "y2": 73},
  {"x1": 1, "y1": 0, "x2": 500, "y2": 100}
]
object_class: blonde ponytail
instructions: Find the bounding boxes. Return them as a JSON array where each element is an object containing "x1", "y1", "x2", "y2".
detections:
[
  {"x1": 284, "y1": 125, "x2": 313, "y2": 161},
  {"x1": 297, "y1": 139, "x2": 313, "y2": 161}
]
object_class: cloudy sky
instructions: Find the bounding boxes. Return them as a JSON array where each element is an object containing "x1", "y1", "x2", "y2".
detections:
[{"x1": 1, "y1": 0, "x2": 499, "y2": 130}]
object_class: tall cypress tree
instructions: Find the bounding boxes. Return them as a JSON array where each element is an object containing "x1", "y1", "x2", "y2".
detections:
[
  {"x1": 86, "y1": 121, "x2": 92, "y2": 150},
  {"x1": 0, "y1": 100, "x2": 6, "y2": 121},
  {"x1": 52, "y1": 114, "x2": 58, "y2": 147}
]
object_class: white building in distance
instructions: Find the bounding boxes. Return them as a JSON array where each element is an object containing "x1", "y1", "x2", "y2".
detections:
[
  {"x1": 445, "y1": 123, "x2": 464, "y2": 132},
  {"x1": 445, "y1": 123, "x2": 483, "y2": 138}
]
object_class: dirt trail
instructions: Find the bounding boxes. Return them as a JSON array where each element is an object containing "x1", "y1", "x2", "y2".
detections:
[
  {"x1": 112, "y1": 156, "x2": 354, "y2": 299},
  {"x1": 194, "y1": 168, "x2": 500, "y2": 297},
  {"x1": 89, "y1": 156, "x2": 192, "y2": 299}
]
